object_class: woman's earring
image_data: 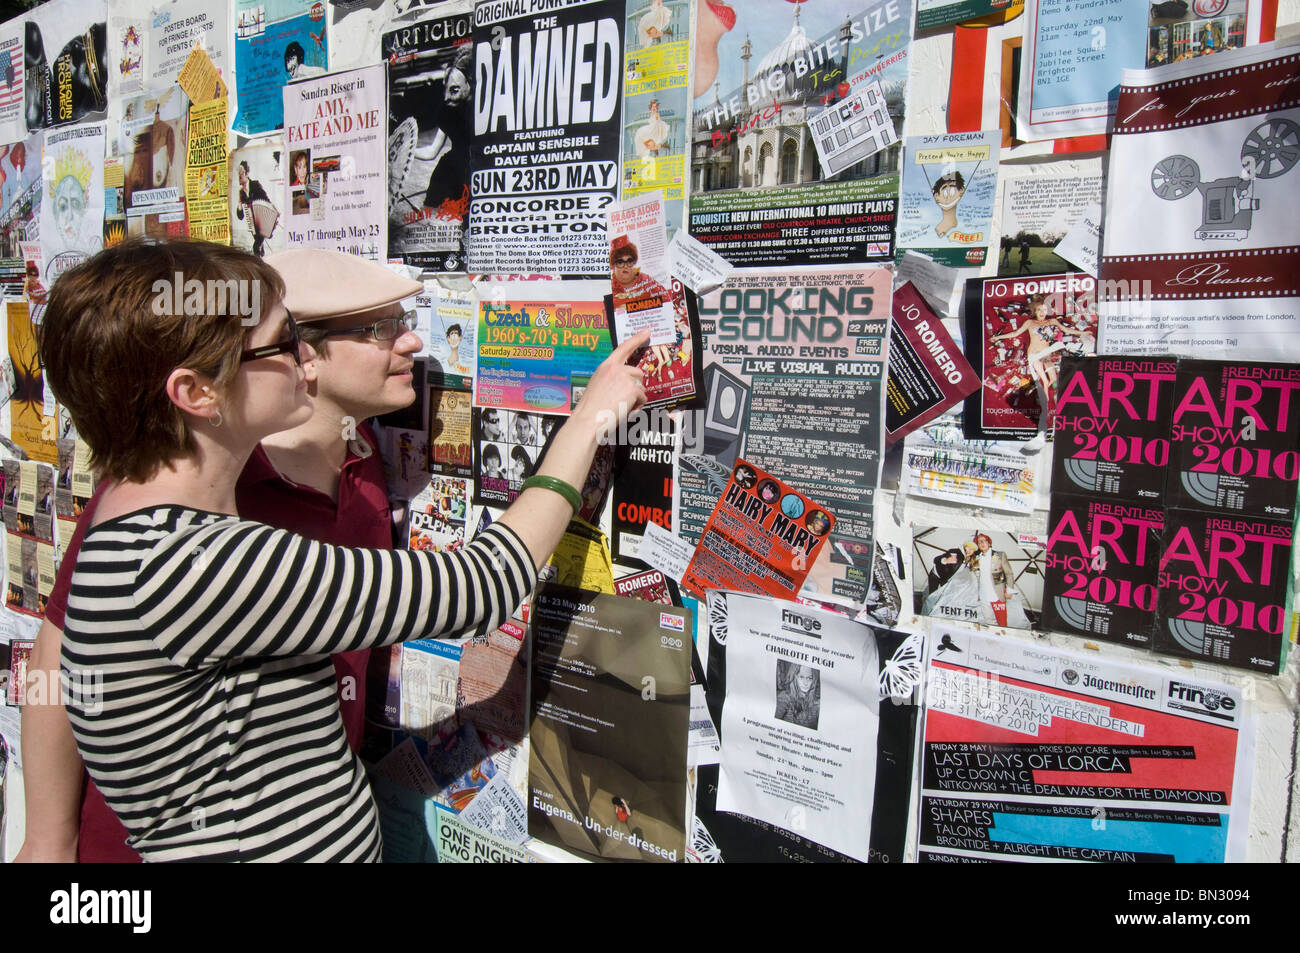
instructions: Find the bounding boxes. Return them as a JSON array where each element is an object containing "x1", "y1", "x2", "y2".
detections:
[{"x1": 211, "y1": 409, "x2": 224, "y2": 428}]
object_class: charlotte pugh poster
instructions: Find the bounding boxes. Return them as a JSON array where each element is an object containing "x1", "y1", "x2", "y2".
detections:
[
  {"x1": 692, "y1": 590, "x2": 919, "y2": 863},
  {"x1": 687, "y1": 0, "x2": 912, "y2": 267},
  {"x1": 229, "y1": 139, "x2": 287, "y2": 257},
  {"x1": 918, "y1": 625, "x2": 1255, "y2": 862},
  {"x1": 282, "y1": 64, "x2": 387, "y2": 259},
  {"x1": 677, "y1": 265, "x2": 889, "y2": 604},
  {"x1": 962, "y1": 272, "x2": 1098, "y2": 441},
  {"x1": 468, "y1": 0, "x2": 625, "y2": 276},
  {"x1": 233, "y1": 0, "x2": 328, "y2": 135},
  {"x1": 384, "y1": 9, "x2": 474, "y2": 271},
  {"x1": 529, "y1": 585, "x2": 690, "y2": 862},
  {"x1": 912, "y1": 525, "x2": 1045, "y2": 630}
]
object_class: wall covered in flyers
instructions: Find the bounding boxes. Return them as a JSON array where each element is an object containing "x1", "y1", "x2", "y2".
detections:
[{"x1": 0, "y1": 0, "x2": 1296, "y2": 872}]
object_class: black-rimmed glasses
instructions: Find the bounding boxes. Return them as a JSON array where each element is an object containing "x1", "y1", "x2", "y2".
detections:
[
  {"x1": 240, "y1": 312, "x2": 303, "y2": 365},
  {"x1": 314, "y1": 311, "x2": 416, "y2": 343}
]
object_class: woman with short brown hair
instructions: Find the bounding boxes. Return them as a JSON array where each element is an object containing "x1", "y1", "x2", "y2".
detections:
[{"x1": 39, "y1": 238, "x2": 647, "y2": 861}]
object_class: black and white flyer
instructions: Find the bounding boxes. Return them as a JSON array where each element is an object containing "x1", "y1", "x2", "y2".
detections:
[
  {"x1": 468, "y1": 0, "x2": 625, "y2": 275},
  {"x1": 692, "y1": 590, "x2": 919, "y2": 863},
  {"x1": 384, "y1": 7, "x2": 474, "y2": 271}
]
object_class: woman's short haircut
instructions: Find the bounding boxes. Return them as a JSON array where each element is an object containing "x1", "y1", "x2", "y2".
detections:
[{"x1": 38, "y1": 237, "x2": 284, "y2": 483}]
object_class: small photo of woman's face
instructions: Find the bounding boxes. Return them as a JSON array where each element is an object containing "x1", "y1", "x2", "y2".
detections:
[{"x1": 294, "y1": 155, "x2": 308, "y2": 182}]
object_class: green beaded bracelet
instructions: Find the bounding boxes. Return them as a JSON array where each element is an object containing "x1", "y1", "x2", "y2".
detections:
[{"x1": 520, "y1": 474, "x2": 583, "y2": 516}]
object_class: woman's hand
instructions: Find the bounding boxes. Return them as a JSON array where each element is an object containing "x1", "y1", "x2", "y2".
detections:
[{"x1": 567, "y1": 329, "x2": 650, "y2": 444}]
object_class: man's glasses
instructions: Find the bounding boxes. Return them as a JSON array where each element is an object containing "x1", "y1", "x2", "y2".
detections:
[
  {"x1": 240, "y1": 312, "x2": 303, "y2": 365},
  {"x1": 315, "y1": 311, "x2": 416, "y2": 343}
]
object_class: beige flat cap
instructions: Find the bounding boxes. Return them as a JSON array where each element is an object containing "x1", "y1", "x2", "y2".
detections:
[{"x1": 264, "y1": 248, "x2": 423, "y2": 322}]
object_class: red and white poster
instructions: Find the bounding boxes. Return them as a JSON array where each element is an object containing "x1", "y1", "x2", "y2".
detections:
[
  {"x1": 917, "y1": 626, "x2": 1255, "y2": 863},
  {"x1": 1099, "y1": 42, "x2": 1300, "y2": 360},
  {"x1": 681, "y1": 459, "x2": 834, "y2": 602}
]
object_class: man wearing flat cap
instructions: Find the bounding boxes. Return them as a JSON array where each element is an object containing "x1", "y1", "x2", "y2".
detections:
[{"x1": 17, "y1": 249, "x2": 427, "y2": 863}]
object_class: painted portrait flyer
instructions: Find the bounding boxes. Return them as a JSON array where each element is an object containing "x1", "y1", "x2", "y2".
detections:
[
  {"x1": 691, "y1": 590, "x2": 919, "y2": 863},
  {"x1": 917, "y1": 625, "x2": 1254, "y2": 863},
  {"x1": 961, "y1": 272, "x2": 1099, "y2": 441},
  {"x1": 677, "y1": 266, "x2": 890, "y2": 604},
  {"x1": 884, "y1": 282, "x2": 980, "y2": 445},
  {"x1": 468, "y1": 0, "x2": 625, "y2": 276},
  {"x1": 40, "y1": 122, "x2": 105, "y2": 281},
  {"x1": 282, "y1": 64, "x2": 387, "y2": 260},
  {"x1": 424, "y1": 278, "x2": 477, "y2": 386},
  {"x1": 1099, "y1": 43, "x2": 1300, "y2": 361},
  {"x1": 912, "y1": 525, "x2": 1046, "y2": 629},
  {"x1": 229, "y1": 139, "x2": 287, "y2": 258},
  {"x1": 233, "y1": 0, "x2": 329, "y2": 135},
  {"x1": 473, "y1": 280, "x2": 613, "y2": 414},
  {"x1": 622, "y1": 0, "x2": 690, "y2": 238},
  {"x1": 1016, "y1": 0, "x2": 1148, "y2": 140},
  {"x1": 681, "y1": 458, "x2": 835, "y2": 602},
  {"x1": 528, "y1": 585, "x2": 690, "y2": 862},
  {"x1": 22, "y1": 0, "x2": 109, "y2": 132},
  {"x1": 384, "y1": 8, "x2": 474, "y2": 272},
  {"x1": 686, "y1": 0, "x2": 912, "y2": 267},
  {"x1": 895, "y1": 131, "x2": 999, "y2": 268}
]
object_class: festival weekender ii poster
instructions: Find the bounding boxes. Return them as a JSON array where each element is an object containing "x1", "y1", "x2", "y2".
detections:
[
  {"x1": 468, "y1": 0, "x2": 625, "y2": 276},
  {"x1": 687, "y1": 0, "x2": 912, "y2": 267}
]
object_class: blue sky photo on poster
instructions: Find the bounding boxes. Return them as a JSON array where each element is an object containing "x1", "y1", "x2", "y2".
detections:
[{"x1": 234, "y1": 0, "x2": 328, "y2": 135}]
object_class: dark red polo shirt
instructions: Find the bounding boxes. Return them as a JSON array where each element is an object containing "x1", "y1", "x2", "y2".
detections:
[{"x1": 46, "y1": 425, "x2": 395, "y2": 862}]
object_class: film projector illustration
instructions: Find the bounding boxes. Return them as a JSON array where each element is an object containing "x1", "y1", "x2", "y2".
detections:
[{"x1": 1150, "y1": 117, "x2": 1299, "y2": 241}]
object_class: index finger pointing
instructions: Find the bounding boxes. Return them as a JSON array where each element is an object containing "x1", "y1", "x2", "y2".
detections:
[{"x1": 612, "y1": 328, "x2": 652, "y2": 361}]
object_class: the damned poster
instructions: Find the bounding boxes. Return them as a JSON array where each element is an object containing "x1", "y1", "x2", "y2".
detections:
[
  {"x1": 468, "y1": 0, "x2": 624, "y2": 275},
  {"x1": 282, "y1": 64, "x2": 387, "y2": 259},
  {"x1": 687, "y1": 0, "x2": 912, "y2": 267},
  {"x1": 384, "y1": 8, "x2": 474, "y2": 271}
]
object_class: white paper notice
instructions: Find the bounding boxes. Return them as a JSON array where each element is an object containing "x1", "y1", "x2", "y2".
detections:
[
  {"x1": 667, "y1": 230, "x2": 734, "y2": 296},
  {"x1": 1053, "y1": 201, "x2": 1102, "y2": 276},
  {"x1": 459, "y1": 770, "x2": 529, "y2": 845},
  {"x1": 614, "y1": 299, "x2": 676, "y2": 346},
  {"x1": 638, "y1": 520, "x2": 695, "y2": 584},
  {"x1": 688, "y1": 684, "x2": 721, "y2": 768},
  {"x1": 715, "y1": 592, "x2": 880, "y2": 862}
]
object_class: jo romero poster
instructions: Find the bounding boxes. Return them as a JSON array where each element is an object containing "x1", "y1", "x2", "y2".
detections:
[
  {"x1": 468, "y1": 0, "x2": 625, "y2": 276},
  {"x1": 282, "y1": 64, "x2": 387, "y2": 260},
  {"x1": 687, "y1": 0, "x2": 912, "y2": 267},
  {"x1": 234, "y1": 0, "x2": 329, "y2": 135},
  {"x1": 474, "y1": 280, "x2": 613, "y2": 415}
]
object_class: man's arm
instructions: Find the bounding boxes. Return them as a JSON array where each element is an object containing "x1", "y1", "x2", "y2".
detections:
[{"x1": 14, "y1": 620, "x2": 83, "y2": 862}]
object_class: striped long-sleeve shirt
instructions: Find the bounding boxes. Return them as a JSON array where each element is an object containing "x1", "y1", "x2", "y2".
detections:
[{"x1": 61, "y1": 505, "x2": 537, "y2": 862}]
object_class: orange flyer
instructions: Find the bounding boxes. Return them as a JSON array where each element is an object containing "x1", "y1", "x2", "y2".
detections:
[{"x1": 681, "y1": 459, "x2": 834, "y2": 602}]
